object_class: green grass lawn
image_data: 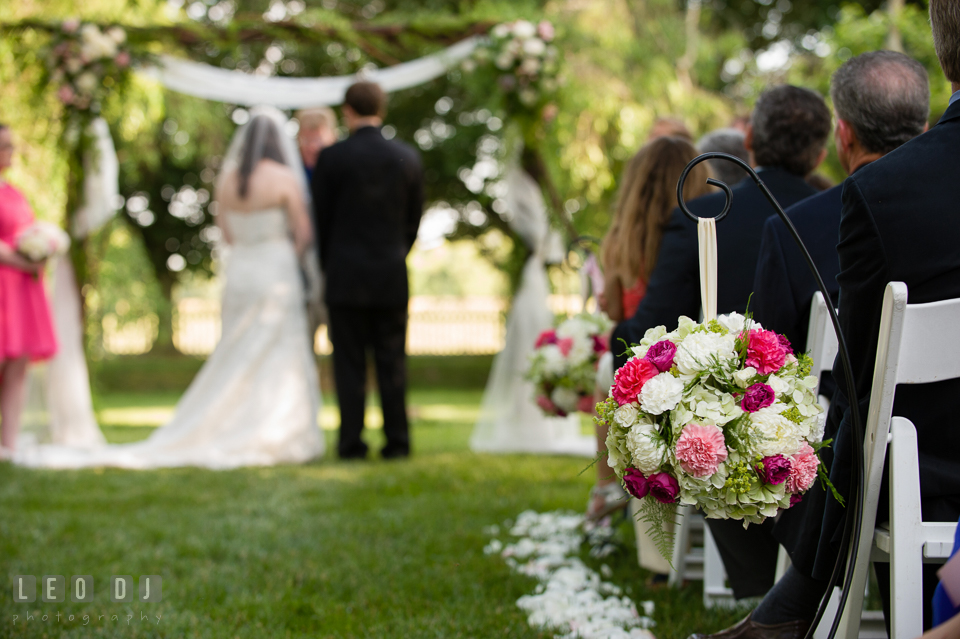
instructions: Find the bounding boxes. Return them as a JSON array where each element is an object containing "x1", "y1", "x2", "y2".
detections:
[{"x1": 0, "y1": 388, "x2": 744, "y2": 638}]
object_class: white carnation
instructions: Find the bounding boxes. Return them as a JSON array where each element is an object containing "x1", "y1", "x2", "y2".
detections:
[
  {"x1": 625, "y1": 420, "x2": 666, "y2": 474},
  {"x1": 613, "y1": 403, "x2": 639, "y2": 427},
  {"x1": 640, "y1": 373, "x2": 685, "y2": 415},
  {"x1": 512, "y1": 19, "x2": 537, "y2": 38},
  {"x1": 675, "y1": 331, "x2": 737, "y2": 375},
  {"x1": 717, "y1": 312, "x2": 751, "y2": 335},
  {"x1": 749, "y1": 407, "x2": 801, "y2": 457},
  {"x1": 551, "y1": 387, "x2": 579, "y2": 414},
  {"x1": 522, "y1": 37, "x2": 546, "y2": 56}
]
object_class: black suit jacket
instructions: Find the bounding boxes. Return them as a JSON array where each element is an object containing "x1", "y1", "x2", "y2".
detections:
[
  {"x1": 795, "y1": 101, "x2": 960, "y2": 579},
  {"x1": 612, "y1": 168, "x2": 817, "y2": 367},
  {"x1": 311, "y1": 126, "x2": 424, "y2": 308}
]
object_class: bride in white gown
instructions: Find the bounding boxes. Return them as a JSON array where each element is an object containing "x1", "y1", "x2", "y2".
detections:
[{"x1": 15, "y1": 108, "x2": 324, "y2": 469}]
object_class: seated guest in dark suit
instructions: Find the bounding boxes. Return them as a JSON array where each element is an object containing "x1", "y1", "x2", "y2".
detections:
[
  {"x1": 612, "y1": 85, "x2": 832, "y2": 600},
  {"x1": 691, "y1": 5, "x2": 960, "y2": 636},
  {"x1": 311, "y1": 82, "x2": 424, "y2": 460},
  {"x1": 753, "y1": 51, "x2": 930, "y2": 402}
]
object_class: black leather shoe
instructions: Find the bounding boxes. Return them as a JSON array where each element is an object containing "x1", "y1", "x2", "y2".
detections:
[{"x1": 688, "y1": 613, "x2": 810, "y2": 639}]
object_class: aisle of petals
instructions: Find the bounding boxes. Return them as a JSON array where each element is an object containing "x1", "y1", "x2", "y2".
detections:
[{"x1": 484, "y1": 510, "x2": 656, "y2": 639}]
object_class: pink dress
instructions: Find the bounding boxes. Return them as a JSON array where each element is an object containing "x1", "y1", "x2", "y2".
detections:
[{"x1": 0, "y1": 182, "x2": 57, "y2": 361}]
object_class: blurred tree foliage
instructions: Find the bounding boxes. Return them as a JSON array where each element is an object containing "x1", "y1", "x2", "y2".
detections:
[{"x1": 0, "y1": 0, "x2": 949, "y2": 356}]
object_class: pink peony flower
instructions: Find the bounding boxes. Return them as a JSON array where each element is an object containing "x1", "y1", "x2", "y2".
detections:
[
  {"x1": 536, "y1": 395, "x2": 559, "y2": 415},
  {"x1": 645, "y1": 340, "x2": 677, "y2": 372},
  {"x1": 745, "y1": 329, "x2": 787, "y2": 375},
  {"x1": 592, "y1": 333, "x2": 608, "y2": 354},
  {"x1": 535, "y1": 329, "x2": 558, "y2": 348},
  {"x1": 57, "y1": 85, "x2": 75, "y2": 105},
  {"x1": 757, "y1": 454, "x2": 791, "y2": 485},
  {"x1": 786, "y1": 442, "x2": 819, "y2": 493},
  {"x1": 674, "y1": 423, "x2": 728, "y2": 478},
  {"x1": 611, "y1": 357, "x2": 659, "y2": 406},
  {"x1": 648, "y1": 472, "x2": 680, "y2": 503},
  {"x1": 742, "y1": 383, "x2": 775, "y2": 413},
  {"x1": 557, "y1": 337, "x2": 574, "y2": 357},
  {"x1": 576, "y1": 394, "x2": 595, "y2": 414},
  {"x1": 623, "y1": 468, "x2": 649, "y2": 499}
]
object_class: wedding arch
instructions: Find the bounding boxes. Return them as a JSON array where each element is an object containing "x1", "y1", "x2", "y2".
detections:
[{"x1": 3, "y1": 17, "x2": 590, "y2": 455}]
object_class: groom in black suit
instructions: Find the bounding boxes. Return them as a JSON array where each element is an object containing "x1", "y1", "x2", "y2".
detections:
[{"x1": 311, "y1": 82, "x2": 424, "y2": 459}]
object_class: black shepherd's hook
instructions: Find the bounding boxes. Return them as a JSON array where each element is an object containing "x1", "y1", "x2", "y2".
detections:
[{"x1": 677, "y1": 152, "x2": 865, "y2": 639}]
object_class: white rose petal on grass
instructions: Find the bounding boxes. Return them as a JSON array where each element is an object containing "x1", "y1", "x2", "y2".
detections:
[
  {"x1": 625, "y1": 421, "x2": 666, "y2": 474},
  {"x1": 613, "y1": 403, "x2": 639, "y2": 428},
  {"x1": 639, "y1": 373, "x2": 684, "y2": 415},
  {"x1": 675, "y1": 332, "x2": 737, "y2": 375}
]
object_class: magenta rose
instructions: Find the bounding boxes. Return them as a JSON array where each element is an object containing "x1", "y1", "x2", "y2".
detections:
[
  {"x1": 576, "y1": 395, "x2": 596, "y2": 414},
  {"x1": 757, "y1": 454, "x2": 791, "y2": 485},
  {"x1": 623, "y1": 468, "x2": 649, "y2": 499},
  {"x1": 648, "y1": 472, "x2": 680, "y2": 503},
  {"x1": 742, "y1": 383, "x2": 775, "y2": 413},
  {"x1": 745, "y1": 329, "x2": 787, "y2": 375},
  {"x1": 645, "y1": 340, "x2": 677, "y2": 373},
  {"x1": 536, "y1": 395, "x2": 559, "y2": 415},
  {"x1": 535, "y1": 329, "x2": 558, "y2": 348},
  {"x1": 675, "y1": 423, "x2": 728, "y2": 478},
  {"x1": 790, "y1": 493, "x2": 803, "y2": 507},
  {"x1": 787, "y1": 443, "x2": 819, "y2": 493},
  {"x1": 611, "y1": 357, "x2": 659, "y2": 406},
  {"x1": 592, "y1": 334, "x2": 609, "y2": 354}
]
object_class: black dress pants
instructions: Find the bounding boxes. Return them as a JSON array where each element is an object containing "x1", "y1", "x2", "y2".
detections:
[
  {"x1": 328, "y1": 306, "x2": 410, "y2": 458},
  {"x1": 706, "y1": 517, "x2": 780, "y2": 600}
]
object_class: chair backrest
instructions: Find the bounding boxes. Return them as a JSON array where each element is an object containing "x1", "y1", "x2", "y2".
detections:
[
  {"x1": 806, "y1": 291, "x2": 839, "y2": 379},
  {"x1": 841, "y1": 282, "x2": 960, "y2": 638}
]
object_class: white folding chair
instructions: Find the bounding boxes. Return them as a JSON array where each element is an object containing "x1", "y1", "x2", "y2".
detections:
[
  {"x1": 837, "y1": 282, "x2": 960, "y2": 639},
  {"x1": 667, "y1": 506, "x2": 738, "y2": 608}
]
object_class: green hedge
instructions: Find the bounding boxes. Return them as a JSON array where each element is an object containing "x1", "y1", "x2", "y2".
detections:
[{"x1": 91, "y1": 354, "x2": 495, "y2": 394}]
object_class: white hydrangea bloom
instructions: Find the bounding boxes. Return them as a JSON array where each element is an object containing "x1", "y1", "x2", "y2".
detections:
[
  {"x1": 613, "y1": 403, "x2": 640, "y2": 428},
  {"x1": 566, "y1": 335, "x2": 594, "y2": 367},
  {"x1": 625, "y1": 421, "x2": 665, "y2": 474},
  {"x1": 551, "y1": 387, "x2": 580, "y2": 414},
  {"x1": 639, "y1": 373, "x2": 684, "y2": 415},
  {"x1": 675, "y1": 332, "x2": 737, "y2": 376},
  {"x1": 748, "y1": 407, "x2": 801, "y2": 457}
]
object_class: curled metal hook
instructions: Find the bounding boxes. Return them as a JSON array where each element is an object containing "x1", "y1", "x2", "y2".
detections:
[
  {"x1": 676, "y1": 152, "x2": 757, "y2": 223},
  {"x1": 676, "y1": 151, "x2": 864, "y2": 639}
]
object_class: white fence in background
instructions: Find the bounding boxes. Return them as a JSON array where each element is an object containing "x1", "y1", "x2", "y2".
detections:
[{"x1": 102, "y1": 295, "x2": 594, "y2": 356}]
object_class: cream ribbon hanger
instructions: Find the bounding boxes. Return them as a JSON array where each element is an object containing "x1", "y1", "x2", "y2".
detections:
[{"x1": 698, "y1": 218, "x2": 718, "y2": 322}]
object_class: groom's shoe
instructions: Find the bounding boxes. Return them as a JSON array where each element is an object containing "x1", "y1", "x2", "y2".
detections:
[
  {"x1": 380, "y1": 446, "x2": 409, "y2": 460},
  {"x1": 687, "y1": 614, "x2": 810, "y2": 639}
]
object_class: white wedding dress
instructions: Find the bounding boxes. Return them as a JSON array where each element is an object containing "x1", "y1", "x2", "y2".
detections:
[{"x1": 15, "y1": 207, "x2": 324, "y2": 469}]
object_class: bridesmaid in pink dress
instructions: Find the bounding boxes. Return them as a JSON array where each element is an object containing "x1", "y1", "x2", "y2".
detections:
[{"x1": 0, "y1": 124, "x2": 58, "y2": 455}]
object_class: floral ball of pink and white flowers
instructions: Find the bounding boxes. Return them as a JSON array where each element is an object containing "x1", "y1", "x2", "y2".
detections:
[
  {"x1": 598, "y1": 312, "x2": 826, "y2": 525},
  {"x1": 527, "y1": 313, "x2": 612, "y2": 417}
]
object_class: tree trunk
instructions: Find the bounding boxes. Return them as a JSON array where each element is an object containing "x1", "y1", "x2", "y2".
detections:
[
  {"x1": 887, "y1": 0, "x2": 904, "y2": 52},
  {"x1": 677, "y1": 0, "x2": 701, "y2": 89},
  {"x1": 520, "y1": 145, "x2": 578, "y2": 242},
  {"x1": 151, "y1": 273, "x2": 178, "y2": 355}
]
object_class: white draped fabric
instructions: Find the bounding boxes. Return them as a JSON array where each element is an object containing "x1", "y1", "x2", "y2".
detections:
[
  {"x1": 144, "y1": 37, "x2": 480, "y2": 108},
  {"x1": 470, "y1": 165, "x2": 594, "y2": 456},
  {"x1": 22, "y1": 117, "x2": 117, "y2": 448}
]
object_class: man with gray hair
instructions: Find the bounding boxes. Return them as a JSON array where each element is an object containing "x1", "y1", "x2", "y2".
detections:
[
  {"x1": 697, "y1": 128, "x2": 750, "y2": 187},
  {"x1": 689, "y1": 44, "x2": 950, "y2": 639}
]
